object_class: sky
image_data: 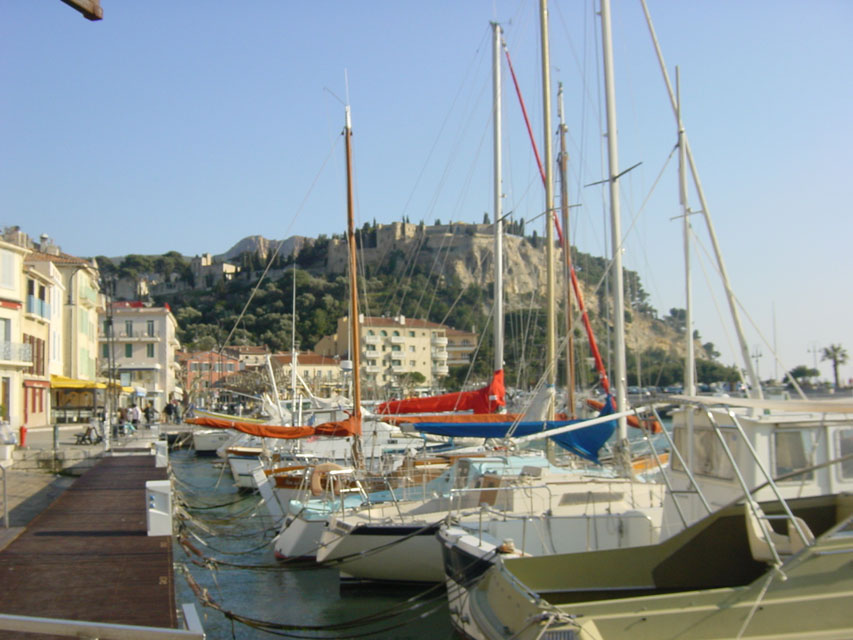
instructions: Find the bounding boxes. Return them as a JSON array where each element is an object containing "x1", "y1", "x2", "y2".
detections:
[{"x1": 2, "y1": 1, "x2": 851, "y2": 384}]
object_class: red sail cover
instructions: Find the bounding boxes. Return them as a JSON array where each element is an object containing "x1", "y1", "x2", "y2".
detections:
[
  {"x1": 377, "y1": 369, "x2": 506, "y2": 415},
  {"x1": 185, "y1": 414, "x2": 361, "y2": 439}
]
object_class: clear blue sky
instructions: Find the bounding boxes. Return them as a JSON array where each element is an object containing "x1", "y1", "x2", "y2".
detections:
[{"x1": 3, "y1": 1, "x2": 851, "y2": 383}]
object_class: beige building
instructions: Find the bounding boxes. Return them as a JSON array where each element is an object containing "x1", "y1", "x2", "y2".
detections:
[
  {"x1": 0, "y1": 239, "x2": 33, "y2": 430},
  {"x1": 223, "y1": 344, "x2": 270, "y2": 370},
  {"x1": 20, "y1": 259, "x2": 55, "y2": 427},
  {"x1": 271, "y1": 351, "x2": 346, "y2": 397},
  {"x1": 315, "y1": 314, "x2": 453, "y2": 395},
  {"x1": 99, "y1": 302, "x2": 181, "y2": 412},
  {"x1": 445, "y1": 327, "x2": 478, "y2": 367}
]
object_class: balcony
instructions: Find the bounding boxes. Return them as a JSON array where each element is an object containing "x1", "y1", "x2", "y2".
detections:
[
  {"x1": 0, "y1": 341, "x2": 33, "y2": 367},
  {"x1": 364, "y1": 365, "x2": 382, "y2": 374},
  {"x1": 100, "y1": 330, "x2": 161, "y2": 342},
  {"x1": 432, "y1": 364, "x2": 449, "y2": 376},
  {"x1": 391, "y1": 366, "x2": 408, "y2": 374},
  {"x1": 389, "y1": 335, "x2": 405, "y2": 345},
  {"x1": 25, "y1": 296, "x2": 51, "y2": 320},
  {"x1": 431, "y1": 349, "x2": 448, "y2": 360},
  {"x1": 431, "y1": 336, "x2": 448, "y2": 347},
  {"x1": 363, "y1": 335, "x2": 381, "y2": 345}
]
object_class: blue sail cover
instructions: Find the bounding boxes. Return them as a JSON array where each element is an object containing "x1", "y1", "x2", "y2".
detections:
[{"x1": 410, "y1": 396, "x2": 617, "y2": 463}]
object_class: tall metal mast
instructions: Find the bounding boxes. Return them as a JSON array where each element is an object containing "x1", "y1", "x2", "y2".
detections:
[
  {"x1": 558, "y1": 83, "x2": 575, "y2": 417},
  {"x1": 539, "y1": 0, "x2": 556, "y2": 418},
  {"x1": 492, "y1": 22, "x2": 504, "y2": 377},
  {"x1": 600, "y1": 0, "x2": 630, "y2": 465},
  {"x1": 639, "y1": 0, "x2": 762, "y2": 399},
  {"x1": 677, "y1": 67, "x2": 696, "y2": 397}
]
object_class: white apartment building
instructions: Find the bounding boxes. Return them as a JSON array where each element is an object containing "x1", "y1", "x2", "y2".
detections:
[
  {"x1": 315, "y1": 314, "x2": 451, "y2": 395},
  {"x1": 99, "y1": 302, "x2": 181, "y2": 412}
]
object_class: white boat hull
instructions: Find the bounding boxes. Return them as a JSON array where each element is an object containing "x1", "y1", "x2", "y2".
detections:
[{"x1": 318, "y1": 520, "x2": 444, "y2": 582}]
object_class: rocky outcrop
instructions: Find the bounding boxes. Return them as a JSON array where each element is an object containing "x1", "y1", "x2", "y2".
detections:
[{"x1": 216, "y1": 235, "x2": 308, "y2": 262}]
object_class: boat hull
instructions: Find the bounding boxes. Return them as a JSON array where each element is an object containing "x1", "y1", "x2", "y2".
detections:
[{"x1": 318, "y1": 521, "x2": 444, "y2": 583}]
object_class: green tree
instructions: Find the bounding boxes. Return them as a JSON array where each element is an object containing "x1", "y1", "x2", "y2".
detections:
[
  {"x1": 821, "y1": 344, "x2": 849, "y2": 389},
  {"x1": 788, "y1": 364, "x2": 819, "y2": 385}
]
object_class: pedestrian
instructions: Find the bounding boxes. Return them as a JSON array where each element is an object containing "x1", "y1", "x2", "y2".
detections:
[
  {"x1": 173, "y1": 401, "x2": 182, "y2": 424},
  {"x1": 164, "y1": 402, "x2": 174, "y2": 423},
  {"x1": 143, "y1": 404, "x2": 153, "y2": 427}
]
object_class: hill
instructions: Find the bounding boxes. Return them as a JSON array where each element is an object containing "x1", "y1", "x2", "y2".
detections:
[{"x1": 101, "y1": 221, "x2": 739, "y2": 390}]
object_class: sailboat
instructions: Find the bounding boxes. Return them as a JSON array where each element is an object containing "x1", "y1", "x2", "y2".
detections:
[
  {"x1": 312, "y1": 12, "x2": 668, "y2": 583},
  {"x1": 438, "y1": 2, "x2": 853, "y2": 637}
]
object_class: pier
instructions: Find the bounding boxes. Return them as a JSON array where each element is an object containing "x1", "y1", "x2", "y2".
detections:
[{"x1": 0, "y1": 453, "x2": 193, "y2": 638}]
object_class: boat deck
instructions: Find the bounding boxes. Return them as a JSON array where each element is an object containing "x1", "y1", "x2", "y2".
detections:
[{"x1": 0, "y1": 455, "x2": 176, "y2": 637}]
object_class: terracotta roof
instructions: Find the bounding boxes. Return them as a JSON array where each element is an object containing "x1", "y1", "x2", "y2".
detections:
[
  {"x1": 224, "y1": 345, "x2": 270, "y2": 355},
  {"x1": 25, "y1": 249, "x2": 95, "y2": 267}
]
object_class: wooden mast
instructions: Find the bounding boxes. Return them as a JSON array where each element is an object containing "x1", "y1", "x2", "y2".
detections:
[{"x1": 344, "y1": 105, "x2": 363, "y2": 464}]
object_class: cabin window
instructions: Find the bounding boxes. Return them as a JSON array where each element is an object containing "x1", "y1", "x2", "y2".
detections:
[
  {"x1": 836, "y1": 428, "x2": 853, "y2": 479},
  {"x1": 671, "y1": 425, "x2": 737, "y2": 480},
  {"x1": 774, "y1": 430, "x2": 815, "y2": 481}
]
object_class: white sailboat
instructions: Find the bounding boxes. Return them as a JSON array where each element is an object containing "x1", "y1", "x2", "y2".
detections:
[{"x1": 313, "y1": 11, "x2": 667, "y2": 583}]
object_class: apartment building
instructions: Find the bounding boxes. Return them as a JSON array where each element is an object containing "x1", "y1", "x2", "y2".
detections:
[
  {"x1": 271, "y1": 351, "x2": 345, "y2": 397},
  {"x1": 315, "y1": 314, "x2": 453, "y2": 395},
  {"x1": 222, "y1": 344, "x2": 270, "y2": 370},
  {"x1": 445, "y1": 327, "x2": 478, "y2": 367},
  {"x1": 100, "y1": 302, "x2": 181, "y2": 412},
  {"x1": 178, "y1": 349, "x2": 241, "y2": 398},
  {"x1": 0, "y1": 239, "x2": 32, "y2": 428},
  {"x1": 20, "y1": 259, "x2": 55, "y2": 427}
]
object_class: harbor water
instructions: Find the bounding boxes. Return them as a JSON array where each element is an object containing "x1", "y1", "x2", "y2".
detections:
[{"x1": 171, "y1": 449, "x2": 455, "y2": 639}]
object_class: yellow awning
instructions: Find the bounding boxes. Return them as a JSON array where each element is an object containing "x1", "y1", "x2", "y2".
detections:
[{"x1": 50, "y1": 375, "x2": 107, "y2": 390}]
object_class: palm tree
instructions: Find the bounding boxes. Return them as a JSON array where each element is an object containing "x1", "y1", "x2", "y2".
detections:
[{"x1": 821, "y1": 344, "x2": 849, "y2": 389}]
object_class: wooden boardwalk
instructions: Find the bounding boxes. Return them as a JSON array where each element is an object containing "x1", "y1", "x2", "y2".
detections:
[{"x1": 0, "y1": 455, "x2": 176, "y2": 637}]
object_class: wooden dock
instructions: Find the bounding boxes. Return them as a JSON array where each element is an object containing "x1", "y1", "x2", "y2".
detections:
[{"x1": 0, "y1": 455, "x2": 176, "y2": 637}]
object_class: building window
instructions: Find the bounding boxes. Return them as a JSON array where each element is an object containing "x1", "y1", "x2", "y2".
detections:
[
  {"x1": 409, "y1": 346, "x2": 415, "y2": 352},
  {"x1": 408, "y1": 331, "x2": 415, "y2": 337},
  {"x1": 0, "y1": 251, "x2": 14, "y2": 289},
  {"x1": 102, "y1": 344, "x2": 109, "y2": 358},
  {"x1": 125, "y1": 320, "x2": 133, "y2": 336},
  {"x1": 380, "y1": 330, "x2": 387, "y2": 337},
  {"x1": 392, "y1": 330, "x2": 400, "y2": 337},
  {"x1": 146, "y1": 320, "x2": 154, "y2": 336},
  {"x1": 146, "y1": 344, "x2": 154, "y2": 358},
  {"x1": 367, "y1": 330, "x2": 375, "y2": 336},
  {"x1": 391, "y1": 345, "x2": 401, "y2": 352},
  {"x1": 125, "y1": 344, "x2": 133, "y2": 358}
]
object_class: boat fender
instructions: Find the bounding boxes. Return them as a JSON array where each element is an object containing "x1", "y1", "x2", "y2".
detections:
[{"x1": 310, "y1": 462, "x2": 345, "y2": 496}]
